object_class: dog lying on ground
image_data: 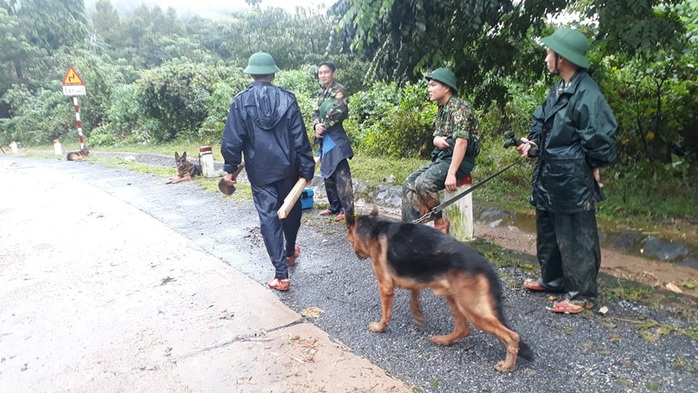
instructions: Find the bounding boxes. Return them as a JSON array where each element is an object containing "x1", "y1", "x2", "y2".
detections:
[
  {"x1": 345, "y1": 207, "x2": 533, "y2": 372},
  {"x1": 166, "y1": 151, "x2": 202, "y2": 184},
  {"x1": 66, "y1": 147, "x2": 89, "y2": 161}
]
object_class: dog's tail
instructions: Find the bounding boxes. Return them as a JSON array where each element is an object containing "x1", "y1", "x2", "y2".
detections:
[{"x1": 518, "y1": 339, "x2": 534, "y2": 361}]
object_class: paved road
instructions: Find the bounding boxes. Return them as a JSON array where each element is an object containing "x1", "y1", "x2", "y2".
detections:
[
  {"x1": 0, "y1": 156, "x2": 407, "y2": 392},
  {"x1": 1, "y1": 155, "x2": 697, "y2": 392}
]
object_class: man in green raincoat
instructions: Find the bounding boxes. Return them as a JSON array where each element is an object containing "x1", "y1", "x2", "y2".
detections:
[{"x1": 517, "y1": 28, "x2": 617, "y2": 314}]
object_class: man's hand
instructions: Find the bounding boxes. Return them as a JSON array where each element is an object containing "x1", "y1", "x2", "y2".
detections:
[
  {"x1": 593, "y1": 168, "x2": 603, "y2": 188},
  {"x1": 222, "y1": 171, "x2": 237, "y2": 186},
  {"x1": 516, "y1": 137, "x2": 533, "y2": 158},
  {"x1": 433, "y1": 136, "x2": 450, "y2": 150},
  {"x1": 314, "y1": 123, "x2": 326, "y2": 139},
  {"x1": 445, "y1": 173, "x2": 458, "y2": 192}
]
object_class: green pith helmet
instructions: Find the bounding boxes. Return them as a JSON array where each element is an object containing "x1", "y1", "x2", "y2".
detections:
[
  {"x1": 540, "y1": 28, "x2": 590, "y2": 69},
  {"x1": 319, "y1": 99, "x2": 338, "y2": 120},
  {"x1": 244, "y1": 52, "x2": 281, "y2": 75},
  {"x1": 425, "y1": 68, "x2": 458, "y2": 95}
]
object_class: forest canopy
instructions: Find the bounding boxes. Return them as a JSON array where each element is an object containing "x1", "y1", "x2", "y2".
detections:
[{"x1": 0, "y1": 0, "x2": 696, "y2": 176}]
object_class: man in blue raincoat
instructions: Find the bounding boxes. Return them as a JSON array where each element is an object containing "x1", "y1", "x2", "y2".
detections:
[{"x1": 220, "y1": 52, "x2": 315, "y2": 291}]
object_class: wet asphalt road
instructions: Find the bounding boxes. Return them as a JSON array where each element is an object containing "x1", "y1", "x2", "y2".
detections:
[{"x1": 5, "y1": 155, "x2": 697, "y2": 393}]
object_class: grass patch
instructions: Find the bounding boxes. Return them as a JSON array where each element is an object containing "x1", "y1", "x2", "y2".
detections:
[
  {"x1": 470, "y1": 238, "x2": 537, "y2": 272},
  {"x1": 349, "y1": 152, "x2": 424, "y2": 186},
  {"x1": 603, "y1": 278, "x2": 655, "y2": 303},
  {"x1": 673, "y1": 357, "x2": 698, "y2": 373},
  {"x1": 100, "y1": 157, "x2": 173, "y2": 177}
]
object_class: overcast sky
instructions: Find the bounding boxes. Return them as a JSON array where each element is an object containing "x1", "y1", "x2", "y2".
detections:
[{"x1": 85, "y1": 0, "x2": 328, "y2": 20}]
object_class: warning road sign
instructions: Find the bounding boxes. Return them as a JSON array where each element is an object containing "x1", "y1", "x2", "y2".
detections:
[
  {"x1": 62, "y1": 66, "x2": 84, "y2": 86},
  {"x1": 63, "y1": 85, "x2": 86, "y2": 96}
]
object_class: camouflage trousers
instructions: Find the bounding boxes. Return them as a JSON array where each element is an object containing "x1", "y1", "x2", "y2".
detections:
[
  {"x1": 401, "y1": 160, "x2": 450, "y2": 222},
  {"x1": 324, "y1": 158, "x2": 354, "y2": 216}
]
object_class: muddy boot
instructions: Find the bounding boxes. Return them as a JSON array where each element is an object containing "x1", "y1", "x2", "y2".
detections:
[{"x1": 434, "y1": 217, "x2": 450, "y2": 234}]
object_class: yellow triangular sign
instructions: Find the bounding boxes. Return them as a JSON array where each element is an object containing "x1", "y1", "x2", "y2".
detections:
[{"x1": 62, "y1": 66, "x2": 84, "y2": 85}]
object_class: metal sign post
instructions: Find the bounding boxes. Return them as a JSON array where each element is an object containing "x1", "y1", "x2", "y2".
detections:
[{"x1": 62, "y1": 66, "x2": 87, "y2": 149}]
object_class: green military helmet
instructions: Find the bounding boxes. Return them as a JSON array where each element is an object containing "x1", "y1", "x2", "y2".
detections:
[
  {"x1": 244, "y1": 52, "x2": 281, "y2": 75},
  {"x1": 540, "y1": 28, "x2": 590, "y2": 69},
  {"x1": 426, "y1": 68, "x2": 458, "y2": 96},
  {"x1": 319, "y1": 99, "x2": 339, "y2": 120}
]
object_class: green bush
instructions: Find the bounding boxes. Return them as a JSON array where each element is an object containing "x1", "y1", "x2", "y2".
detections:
[
  {"x1": 133, "y1": 59, "x2": 222, "y2": 142},
  {"x1": 346, "y1": 81, "x2": 436, "y2": 158},
  {"x1": 0, "y1": 84, "x2": 73, "y2": 145},
  {"x1": 103, "y1": 84, "x2": 142, "y2": 143}
]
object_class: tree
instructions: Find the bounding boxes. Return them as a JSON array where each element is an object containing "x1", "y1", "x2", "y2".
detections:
[
  {"x1": 334, "y1": 0, "x2": 569, "y2": 106},
  {"x1": 90, "y1": 0, "x2": 124, "y2": 53},
  {"x1": 0, "y1": 0, "x2": 89, "y2": 117},
  {"x1": 216, "y1": 6, "x2": 335, "y2": 70}
]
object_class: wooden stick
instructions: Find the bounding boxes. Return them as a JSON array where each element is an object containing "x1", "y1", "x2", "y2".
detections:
[
  {"x1": 277, "y1": 178, "x2": 307, "y2": 219},
  {"x1": 276, "y1": 155, "x2": 321, "y2": 219}
]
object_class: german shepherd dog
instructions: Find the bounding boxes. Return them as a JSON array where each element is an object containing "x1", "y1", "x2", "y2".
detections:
[
  {"x1": 346, "y1": 208, "x2": 533, "y2": 372},
  {"x1": 167, "y1": 151, "x2": 202, "y2": 184},
  {"x1": 66, "y1": 147, "x2": 89, "y2": 161}
]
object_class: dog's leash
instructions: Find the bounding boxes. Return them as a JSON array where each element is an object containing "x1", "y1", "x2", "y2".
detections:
[{"x1": 413, "y1": 162, "x2": 519, "y2": 224}]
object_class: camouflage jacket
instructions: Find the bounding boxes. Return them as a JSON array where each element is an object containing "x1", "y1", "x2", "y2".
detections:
[
  {"x1": 434, "y1": 96, "x2": 480, "y2": 140},
  {"x1": 311, "y1": 81, "x2": 348, "y2": 129}
]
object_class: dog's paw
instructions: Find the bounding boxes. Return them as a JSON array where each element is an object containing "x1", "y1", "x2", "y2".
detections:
[
  {"x1": 494, "y1": 360, "x2": 515, "y2": 373},
  {"x1": 368, "y1": 322, "x2": 386, "y2": 332}
]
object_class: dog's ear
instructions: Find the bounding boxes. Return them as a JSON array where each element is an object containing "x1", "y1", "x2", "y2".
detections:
[
  {"x1": 182, "y1": 152, "x2": 187, "y2": 160},
  {"x1": 175, "y1": 152, "x2": 180, "y2": 160},
  {"x1": 345, "y1": 212, "x2": 355, "y2": 229},
  {"x1": 369, "y1": 206, "x2": 379, "y2": 219}
]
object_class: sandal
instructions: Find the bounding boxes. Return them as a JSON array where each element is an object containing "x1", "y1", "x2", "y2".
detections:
[
  {"x1": 334, "y1": 213, "x2": 346, "y2": 222},
  {"x1": 550, "y1": 299, "x2": 590, "y2": 314},
  {"x1": 319, "y1": 209, "x2": 335, "y2": 216},
  {"x1": 523, "y1": 279, "x2": 547, "y2": 292},
  {"x1": 268, "y1": 278, "x2": 290, "y2": 291},
  {"x1": 287, "y1": 245, "x2": 301, "y2": 265}
]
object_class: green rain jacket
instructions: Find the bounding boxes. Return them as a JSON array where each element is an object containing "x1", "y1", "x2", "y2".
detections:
[{"x1": 528, "y1": 71, "x2": 617, "y2": 213}]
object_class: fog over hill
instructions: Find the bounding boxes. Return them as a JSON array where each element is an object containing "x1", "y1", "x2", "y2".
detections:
[{"x1": 84, "y1": 0, "x2": 325, "y2": 20}]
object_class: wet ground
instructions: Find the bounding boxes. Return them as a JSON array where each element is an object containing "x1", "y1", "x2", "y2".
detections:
[
  {"x1": 101, "y1": 150, "x2": 698, "y2": 301},
  {"x1": 5, "y1": 152, "x2": 697, "y2": 392}
]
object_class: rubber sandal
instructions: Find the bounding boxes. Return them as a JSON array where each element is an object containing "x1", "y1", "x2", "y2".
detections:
[
  {"x1": 334, "y1": 213, "x2": 346, "y2": 222},
  {"x1": 523, "y1": 279, "x2": 547, "y2": 292},
  {"x1": 319, "y1": 209, "x2": 334, "y2": 216},
  {"x1": 550, "y1": 300, "x2": 589, "y2": 314},
  {"x1": 268, "y1": 278, "x2": 290, "y2": 291},
  {"x1": 287, "y1": 245, "x2": 301, "y2": 265}
]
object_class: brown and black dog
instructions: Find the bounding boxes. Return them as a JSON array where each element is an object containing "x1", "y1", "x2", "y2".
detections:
[
  {"x1": 66, "y1": 147, "x2": 89, "y2": 161},
  {"x1": 346, "y1": 208, "x2": 533, "y2": 372},
  {"x1": 166, "y1": 151, "x2": 202, "y2": 184}
]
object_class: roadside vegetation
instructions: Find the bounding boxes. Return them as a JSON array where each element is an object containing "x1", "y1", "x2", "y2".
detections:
[{"x1": 2, "y1": 1, "x2": 697, "y2": 242}]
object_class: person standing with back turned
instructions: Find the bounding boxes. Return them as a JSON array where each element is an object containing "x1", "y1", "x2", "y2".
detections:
[
  {"x1": 517, "y1": 28, "x2": 617, "y2": 313},
  {"x1": 220, "y1": 52, "x2": 315, "y2": 291},
  {"x1": 311, "y1": 61, "x2": 355, "y2": 222}
]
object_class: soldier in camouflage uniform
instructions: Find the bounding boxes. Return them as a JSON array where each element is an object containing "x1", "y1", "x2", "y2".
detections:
[
  {"x1": 402, "y1": 68, "x2": 481, "y2": 234},
  {"x1": 311, "y1": 61, "x2": 355, "y2": 222}
]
